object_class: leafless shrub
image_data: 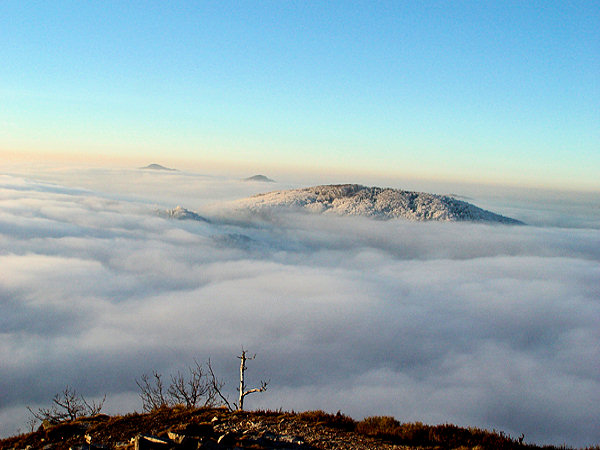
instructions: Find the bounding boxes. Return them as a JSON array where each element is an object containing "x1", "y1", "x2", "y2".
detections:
[
  {"x1": 27, "y1": 386, "x2": 106, "y2": 425},
  {"x1": 207, "y1": 358, "x2": 233, "y2": 411},
  {"x1": 167, "y1": 360, "x2": 217, "y2": 408},
  {"x1": 136, "y1": 361, "x2": 220, "y2": 412},
  {"x1": 135, "y1": 371, "x2": 169, "y2": 412}
]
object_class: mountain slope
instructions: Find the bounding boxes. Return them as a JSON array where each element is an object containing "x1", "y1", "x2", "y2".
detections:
[
  {"x1": 140, "y1": 163, "x2": 177, "y2": 171},
  {"x1": 158, "y1": 206, "x2": 209, "y2": 222},
  {"x1": 244, "y1": 174, "x2": 275, "y2": 182},
  {"x1": 0, "y1": 407, "x2": 555, "y2": 450},
  {"x1": 233, "y1": 184, "x2": 523, "y2": 224}
]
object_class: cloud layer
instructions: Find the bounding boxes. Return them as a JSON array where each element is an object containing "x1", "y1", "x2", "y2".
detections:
[{"x1": 0, "y1": 170, "x2": 598, "y2": 447}]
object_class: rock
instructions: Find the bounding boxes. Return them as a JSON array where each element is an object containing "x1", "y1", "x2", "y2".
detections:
[
  {"x1": 260, "y1": 431, "x2": 277, "y2": 441},
  {"x1": 197, "y1": 439, "x2": 219, "y2": 450},
  {"x1": 133, "y1": 434, "x2": 171, "y2": 450},
  {"x1": 280, "y1": 435, "x2": 305, "y2": 445},
  {"x1": 166, "y1": 432, "x2": 186, "y2": 444},
  {"x1": 217, "y1": 432, "x2": 237, "y2": 447},
  {"x1": 45, "y1": 423, "x2": 86, "y2": 441},
  {"x1": 184, "y1": 422, "x2": 214, "y2": 437},
  {"x1": 69, "y1": 445, "x2": 110, "y2": 450}
]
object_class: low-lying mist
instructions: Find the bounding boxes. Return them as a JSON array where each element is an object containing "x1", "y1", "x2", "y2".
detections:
[{"x1": 0, "y1": 169, "x2": 598, "y2": 447}]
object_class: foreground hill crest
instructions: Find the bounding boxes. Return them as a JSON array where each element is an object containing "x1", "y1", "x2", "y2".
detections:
[
  {"x1": 0, "y1": 407, "x2": 562, "y2": 450},
  {"x1": 234, "y1": 184, "x2": 523, "y2": 224}
]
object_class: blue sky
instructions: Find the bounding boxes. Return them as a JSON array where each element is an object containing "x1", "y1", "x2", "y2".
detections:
[{"x1": 1, "y1": 1, "x2": 598, "y2": 190}]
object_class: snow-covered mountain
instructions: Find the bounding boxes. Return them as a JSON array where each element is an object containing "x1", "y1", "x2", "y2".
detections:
[
  {"x1": 233, "y1": 184, "x2": 524, "y2": 224},
  {"x1": 157, "y1": 206, "x2": 209, "y2": 222}
]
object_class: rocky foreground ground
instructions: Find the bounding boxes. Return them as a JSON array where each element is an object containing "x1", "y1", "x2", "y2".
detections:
[{"x1": 1, "y1": 407, "x2": 588, "y2": 450}]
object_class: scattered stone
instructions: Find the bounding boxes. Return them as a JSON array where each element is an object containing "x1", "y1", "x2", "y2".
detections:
[
  {"x1": 133, "y1": 434, "x2": 171, "y2": 450},
  {"x1": 217, "y1": 432, "x2": 237, "y2": 447},
  {"x1": 69, "y1": 445, "x2": 110, "y2": 450},
  {"x1": 198, "y1": 439, "x2": 219, "y2": 450},
  {"x1": 184, "y1": 422, "x2": 214, "y2": 437},
  {"x1": 280, "y1": 435, "x2": 305, "y2": 445},
  {"x1": 166, "y1": 432, "x2": 186, "y2": 445}
]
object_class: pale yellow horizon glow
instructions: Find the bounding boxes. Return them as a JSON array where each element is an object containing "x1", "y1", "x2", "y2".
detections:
[{"x1": 1, "y1": 147, "x2": 598, "y2": 195}]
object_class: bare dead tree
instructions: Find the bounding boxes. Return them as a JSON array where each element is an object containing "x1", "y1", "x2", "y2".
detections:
[
  {"x1": 27, "y1": 386, "x2": 106, "y2": 425},
  {"x1": 235, "y1": 349, "x2": 268, "y2": 411}
]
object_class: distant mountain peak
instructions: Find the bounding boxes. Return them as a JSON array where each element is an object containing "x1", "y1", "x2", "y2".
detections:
[
  {"x1": 244, "y1": 174, "x2": 275, "y2": 182},
  {"x1": 234, "y1": 184, "x2": 524, "y2": 224},
  {"x1": 157, "y1": 206, "x2": 209, "y2": 222},
  {"x1": 140, "y1": 163, "x2": 177, "y2": 171}
]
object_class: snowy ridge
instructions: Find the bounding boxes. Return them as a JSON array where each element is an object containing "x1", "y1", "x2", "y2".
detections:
[
  {"x1": 234, "y1": 184, "x2": 524, "y2": 224},
  {"x1": 157, "y1": 206, "x2": 209, "y2": 222}
]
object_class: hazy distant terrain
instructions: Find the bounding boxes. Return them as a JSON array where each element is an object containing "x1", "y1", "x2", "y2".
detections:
[
  {"x1": 140, "y1": 163, "x2": 178, "y2": 171},
  {"x1": 233, "y1": 184, "x2": 523, "y2": 223},
  {"x1": 0, "y1": 168, "x2": 598, "y2": 447},
  {"x1": 244, "y1": 174, "x2": 276, "y2": 182}
]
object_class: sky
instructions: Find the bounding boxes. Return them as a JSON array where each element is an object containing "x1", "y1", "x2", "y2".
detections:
[
  {"x1": 1, "y1": 1, "x2": 599, "y2": 190},
  {"x1": 0, "y1": 168, "x2": 598, "y2": 447}
]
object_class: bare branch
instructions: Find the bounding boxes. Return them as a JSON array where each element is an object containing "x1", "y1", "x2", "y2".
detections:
[
  {"x1": 27, "y1": 386, "x2": 105, "y2": 425},
  {"x1": 136, "y1": 371, "x2": 169, "y2": 412},
  {"x1": 53, "y1": 386, "x2": 84, "y2": 420},
  {"x1": 82, "y1": 394, "x2": 106, "y2": 416},
  {"x1": 207, "y1": 359, "x2": 233, "y2": 411},
  {"x1": 244, "y1": 379, "x2": 269, "y2": 396}
]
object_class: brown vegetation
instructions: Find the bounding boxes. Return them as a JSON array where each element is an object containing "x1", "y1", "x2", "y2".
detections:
[{"x1": 2, "y1": 407, "x2": 589, "y2": 450}]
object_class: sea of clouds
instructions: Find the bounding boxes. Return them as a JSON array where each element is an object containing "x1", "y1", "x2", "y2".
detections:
[{"x1": 0, "y1": 167, "x2": 598, "y2": 447}]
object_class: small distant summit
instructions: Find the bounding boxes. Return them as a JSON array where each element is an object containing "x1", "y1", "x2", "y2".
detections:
[
  {"x1": 244, "y1": 174, "x2": 275, "y2": 182},
  {"x1": 140, "y1": 163, "x2": 177, "y2": 171},
  {"x1": 157, "y1": 206, "x2": 209, "y2": 222}
]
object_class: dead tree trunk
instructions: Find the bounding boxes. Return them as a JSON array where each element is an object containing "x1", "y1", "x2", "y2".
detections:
[{"x1": 236, "y1": 350, "x2": 268, "y2": 411}]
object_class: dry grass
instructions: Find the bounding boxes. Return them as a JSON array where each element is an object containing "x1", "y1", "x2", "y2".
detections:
[
  {"x1": 297, "y1": 410, "x2": 356, "y2": 431},
  {"x1": 1, "y1": 407, "x2": 593, "y2": 450},
  {"x1": 355, "y1": 415, "x2": 550, "y2": 449}
]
